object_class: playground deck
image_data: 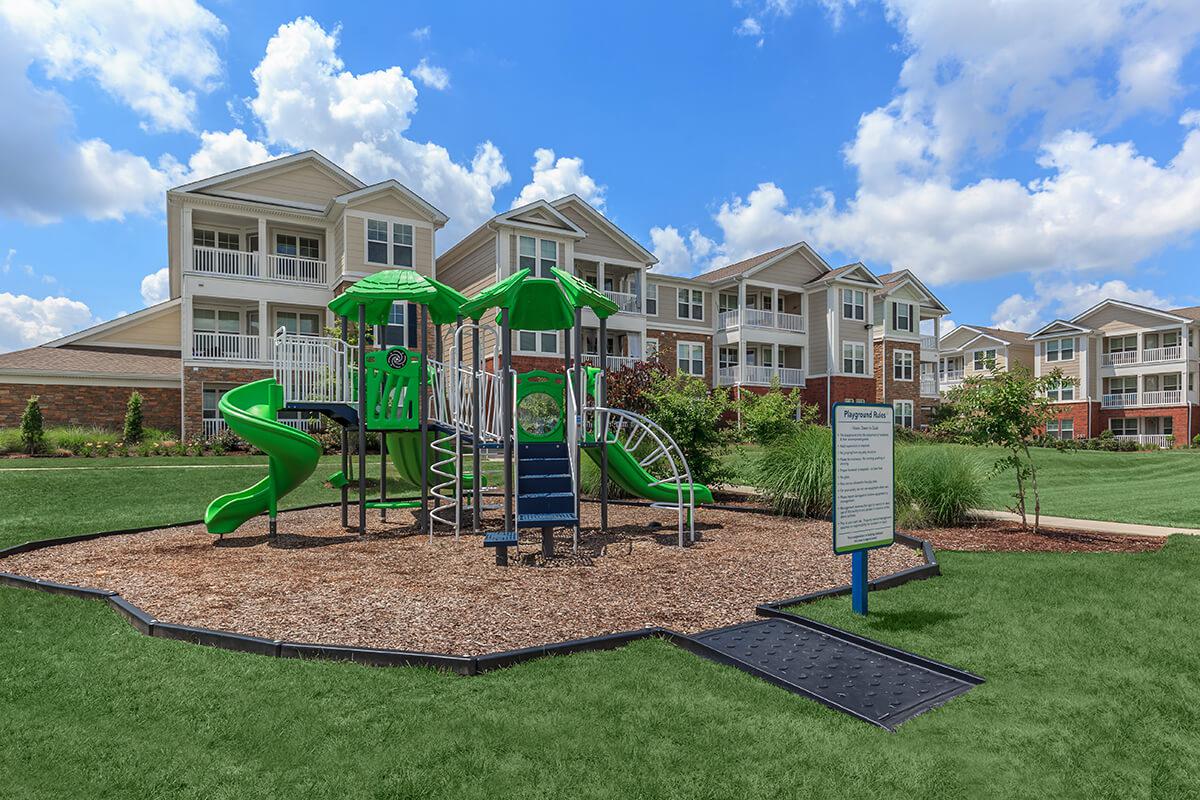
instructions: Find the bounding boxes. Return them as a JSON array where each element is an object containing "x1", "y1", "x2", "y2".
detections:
[{"x1": 2, "y1": 504, "x2": 924, "y2": 656}]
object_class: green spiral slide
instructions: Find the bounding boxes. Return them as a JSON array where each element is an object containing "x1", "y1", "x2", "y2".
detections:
[
  {"x1": 204, "y1": 379, "x2": 322, "y2": 535},
  {"x1": 583, "y1": 439, "x2": 713, "y2": 505}
]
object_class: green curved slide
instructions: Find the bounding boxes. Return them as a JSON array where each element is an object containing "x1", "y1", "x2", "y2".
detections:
[
  {"x1": 384, "y1": 430, "x2": 487, "y2": 489},
  {"x1": 583, "y1": 439, "x2": 713, "y2": 505},
  {"x1": 204, "y1": 379, "x2": 322, "y2": 535}
]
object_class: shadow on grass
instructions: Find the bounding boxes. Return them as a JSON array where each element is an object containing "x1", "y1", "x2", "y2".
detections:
[{"x1": 863, "y1": 608, "x2": 964, "y2": 633}]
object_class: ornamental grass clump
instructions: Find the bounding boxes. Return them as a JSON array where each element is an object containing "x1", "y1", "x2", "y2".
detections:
[
  {"x1": 752, "y1": 424, "x2": 833, "y2": 517},
  {"x1": 895, "y1": 445, "x2": 985, "y2": 528}
]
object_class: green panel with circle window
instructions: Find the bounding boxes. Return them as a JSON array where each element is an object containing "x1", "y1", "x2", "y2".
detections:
[{"x1": 515, "y1": 370, "x2": 566, "y2": 443}]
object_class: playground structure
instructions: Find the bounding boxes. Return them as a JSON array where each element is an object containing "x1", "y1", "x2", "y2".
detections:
[{"x1": 204, "y1": 267, "x2": 712, "y2": 564}]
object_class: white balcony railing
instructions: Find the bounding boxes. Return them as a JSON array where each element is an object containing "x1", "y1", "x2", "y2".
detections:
[
  {"x1": 1101, "y1": 346, "x2": 1183, "y2": 366},
  {"x1": 191, "y1": 246, "x2": 259, "y2": 278},
  {"x1": 716, "y1": 365, "x2": 805, "y2": 386},
  {"x1": 1142, "y1": 389, "x2": 1183, "y2": 406},
  {"x1": 716, "y1": 308, "x2": 805, "y2": 333},
  {"x1": 602, "y1": 289, "x2": 640, "y2": 313},
  {"x1": 266, "y1": 253, "x2": 327, "y2": 285},
  {"x1": 583, "y1": 353, "x2": 641, "y2": 371},
  {"x1": 921, "y1": 377, "x2": 938, "y2": 397},
  {"x1": 1102, "y1": 390, "x2": 1183, "y2": 409},
  {"x1": 192, "y1": 331, "x2": 261, "y2": 361},
  {"x1": 1115, "y1": 434, "x2": 1175, "y2": 449},
  {"x1": 1101, "y1": 392, "x2": 1137, "y2": 409},
  {"x1": 921, "y1": 335, "x2": 938, "y2": 351},
  {"x1": 940, "y1": 369, "x2": 964, "y2": 383}
]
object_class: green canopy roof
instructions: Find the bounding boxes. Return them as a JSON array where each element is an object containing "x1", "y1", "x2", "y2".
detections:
[
  {"x1": 458, "y1": 267, "x2": 621, "y2": 331},
  {"x1": 328, "y1": 269, "x2": 467, "y2": 326}
]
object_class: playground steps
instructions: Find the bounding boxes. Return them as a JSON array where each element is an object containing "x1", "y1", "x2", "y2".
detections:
[{"x1": 516, "y1": 441, "x2": 577, "y2": 529}]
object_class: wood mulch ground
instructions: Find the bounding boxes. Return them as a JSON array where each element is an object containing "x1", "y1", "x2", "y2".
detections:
[
  {"x1": 1, "y1": 505, "x2": 924, "y2": 656},
  {"x1": 911, "y1": 520, "x2": 1165, "y2": 554}
]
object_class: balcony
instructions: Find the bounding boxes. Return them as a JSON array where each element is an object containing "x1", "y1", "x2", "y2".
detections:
[
  {"x1": 716, "y1": 365, "x2": 805, "y2": 386},
  {"x1": 601, "y1": 289, "x2": 640, "y2": 313},
  {"x1": 583, "y1": 353, "x2": 642, "y2": 371},
  {"x1": 1101, "y1": 390, "x2": 1183, "y2": 409},
  {"x1": 940, "y1": 369, "x2": 964, "y2": 384},
  {"x1": 717, "y1": 309, "x2": 805, "y2": 333},
  {"x1": 204, "y1": 416, "x2": 320, "y2": 439},
  {"x1": 192, "y1": 331, "x2": 261, "y2": 362},
  {"x1": 190, "y1": 246, "x2": 327, "y2": 286},
  {"x1": 1115, "y1": 434, "x2": 1175, "y2": 449},
  {"x1": 920, "y1": 376, "x2": 939, "y2": 397},
  {"x1": 1100, "y1": 345, "x2": 1183, "y2": 367},
  {"x1": 921, "y1": 335, "x2": 938, "y2": 351}
]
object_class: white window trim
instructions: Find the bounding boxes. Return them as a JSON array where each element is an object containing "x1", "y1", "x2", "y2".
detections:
[
  {"x1": 893, "y1": 301, "x2": 913, "y2": 333},
  {"x1": 677, "y1": 287, "x2": 705, "y2": 321},
  {"x1": 893, "y1": 399, "x2": 914, "y2": 429},
  {"x1": 516, "y1": 329, "x2": 560, "y2": 355},
  {"x1": 842, "y1": 341, "x2": 867, "y2": 375},
  {"x1": 842, "y1": 288, "x2": 865, "y2": 321},
  {"x1": 518, "y1": 235, "x2": 559, "y2": 278},
  {"x1": 645, "y1": 283, "x2": 659, "y2": 317},
  {"x1": 893, "y1": 349, "x2": 914, "y2": 381},
  {"x1": 973, "y1": 348, "x2": 998, "y2": 370},
  {"x1": 273, "y1": 307, "x2": 324, "y2": 336},
  {"x1": 1045, "y1": 336, "x2": 1076, "y2": 362},
  {"x1": 365, "y1": 218, "x2": 413, "y2": 268},
  {"x1": 677, "y1": 340, "x2": 706, "y2": 376}
]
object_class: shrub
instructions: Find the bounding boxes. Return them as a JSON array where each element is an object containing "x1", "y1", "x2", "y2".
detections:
[
  {"x1": 0, "y1": 428, "x2": 21, "y2": 454},
  {"x1": 752, "y1": 425, "x2": 833, "y2": 517},
  {"x1": 736, "y1": 380, "x2": 815, "y2": 445},
  {"x1": 603, "y1": 360, "x2": 668, "y2": 416},
  {"x1": 895, "y1": 446, "x2": 985, "y2": 527},
  {"x1": 123, "y1": 392, "x2": 144, "y2": 444},
  {"x1": 643, "y1": 372, "x2": 732, "y2": 486},
  {"x1": 20, "y1": 396, "x2": 45, "y2": 454},
  {"x1": 48, "y1": 426, "x2": 120, "y2": 454}
]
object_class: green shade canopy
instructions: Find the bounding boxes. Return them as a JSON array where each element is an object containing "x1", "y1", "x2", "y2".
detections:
[
  {"x1": 328, "y1": 269, "x2": 467, "y2": 326},
  {"x1": 458, "y1": 267, "x2": 621, "y2": 331}
]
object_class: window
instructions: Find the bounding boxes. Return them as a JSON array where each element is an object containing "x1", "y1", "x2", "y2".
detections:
[
  {"x1": 1163, "y1": 417, "x2": 1175, "y2": 436},
  {"x1": 247, "y1": 232, "x2": 259, "y2": 253},
  {"x1": 275, "y1": 234, "x2": 320, "y2": 276},
  {"x1": 842, "y1": 288, "x2": 865, "y2": 321},
  {"x1": 645, "y1": 337, "x2": 659, "y2": 358},
  {"x1": 1110, "y1": 418, "x2": 1138, "y2": 437},
  {"x1": 718, "y1": 292, "x2": 738, "y2": 314},
  {"x1": 202, "y1": 387, "x2": 230, "y2": 421},
  {"x1": 392, "y1": 223, "x2": 413, "y2": 267},
  {"x1": 246, "y1": 310, "x2": 259, "y2": 337},
  {"x1": 367, "y1": 219, "x2": 389, "y2": 264},
  {"x1": 1046, "y1": 379, "x2": 1075, "y2": 402},
  {"x1": 1106, "y1": 376, "x2": 1138, "y2": 396},
  {"x1": 842, "y1": 342, "x2": 866, "y2": 375},
  {"x1": 894, "y1": 400, "x2": 914, "y2": 429},
  {"x1": 677, "y1": 288, "x2": 704, "y2": 320},
  {"x1": 1045, "y1": 337, "x2": 1075, "y2": 361},
  {"x1": 518, "y1": 235, "x2": 557, "y2": 277},
  {"x1": 893, "y1": 302, "x2": 913, "y2": 332},
  {"x1": 646, "y1": 284, "x2": 658, "y2": 316},
  {"x1": 973, "y1": 349, "x2": 997, "y2": 370},
  {"x1": 275, "y1": 311, "x2": 321, "y2": 336},
  {"x1": 893, "y1": 350, "x2": 914, "y2": 381},
  {"x1": 1105, "y1": 335, "x2": 1137, "y2": 354},
  {"x1": 1046, "y1": 418, "x2": 1075, "y2": 440},
  {"x1": 384, "y1": 302, "x2": 410, "y2": 347},
  {"x1": 193, "y1": 228, "x2": 216, "y2": 248},
  {"x1": 518, "y1": 331, "x2": 558, "y2": 353},
  {"x1": 677, "y1": 342, "x2": 705, "y2": 376},
  {"x1": 193, "y1": 308, "x2": 241, "y2": 333},
  {"x1": 217, "y1": 231, "x2": 239, "y2": 250},
  {"x1": 718, "y1": 346, "x2": 738, "y2": 371}
]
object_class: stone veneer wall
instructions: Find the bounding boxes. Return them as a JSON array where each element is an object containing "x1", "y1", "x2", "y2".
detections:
[
  {"x1": 873, "y1": 340, "x2": 927, "y2": 426},
  {"x1": 0, "y1": 383, "x2": 180, "y2": 433}
]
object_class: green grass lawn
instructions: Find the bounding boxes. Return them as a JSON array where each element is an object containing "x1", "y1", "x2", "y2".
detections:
[{"x1": 723, "y1": 441, "x2": 1200, "y2": 528}]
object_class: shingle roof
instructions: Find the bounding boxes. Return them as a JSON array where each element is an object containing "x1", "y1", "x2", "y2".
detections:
[
  {"x1": 0, "y1": 346, "x2": 180, "y2": 377},
  {"x1": 1170, "y1": 305, "x2": 1200, "y2": 321},
  {"x1": 956, "y1": 325, "x2": 1031, "y2": 346},
  {"x1": 691, "y1": 244, "x2": 797, "y2": 284}
]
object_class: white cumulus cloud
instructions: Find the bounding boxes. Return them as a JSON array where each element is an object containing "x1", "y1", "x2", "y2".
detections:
[
  {"x1": 649, "y1": 225, "x2": 717, "y2": 276},
  {"x1": 139, "y1": 267, "x2": 170, "y2": 306},
  {"x1": 991, "y1": 277, "x2": 1174, "y2": 332},
  {"x1": 0, "y1": 292, "x2": 99, "y2": 353},
  {"x1": 512, "y1": 148, "x2": 606, "y2": 210},
  {"x1": 412, "y1": 58, "x2": 450, "y2": 90}
]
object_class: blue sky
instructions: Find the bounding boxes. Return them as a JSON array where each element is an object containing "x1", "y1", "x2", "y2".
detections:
[{"x1": 3, "y1": 0, "x2": 1200, "y2": 351}]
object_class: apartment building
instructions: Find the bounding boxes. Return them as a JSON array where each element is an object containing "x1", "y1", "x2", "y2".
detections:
[
  {"x1": 873, "y1": 270, "x2": 950, "y2": 429},
  {"x1": 936, "y1": 325, "x2": 1035, "y2": 394},
  {"x1": 0, "y1": 150, "x2": 448, "y2": 438},
  {"x1": 1030, "y1": 300, "x2": 1200, "y2": 447}
]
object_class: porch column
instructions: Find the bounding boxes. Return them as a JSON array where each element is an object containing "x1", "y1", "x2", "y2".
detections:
[
  {"x1": 737, "y1": 338, "x2": 746, "y2": 386},
  {"x1": 737, "y1": 280, "x2": 746, "y2": 326},
  {"x1": 182, "y1": 294, "x2": 193, "y2": 359},
  {"x1": 258, "y1": 299, "x2": 269, "y2": 362},
  {"x1": 257, "y1": 217, "x2": 268, "y2": 278},
  {"x1": 772, "y1": 287, "x2": 779, "y2": 326},
  {"x1": 182, "y1": 207, "x2": 193, "y2": 272},
  {"x1": 772, "y1": 342, "x2": 780, "y2": 383},
  {"x1": 639, "y1": 269, "x2": 647, "y2": 314},
  {"x1": 597, "y1": 261, "x2": 605, "y2": 295}
]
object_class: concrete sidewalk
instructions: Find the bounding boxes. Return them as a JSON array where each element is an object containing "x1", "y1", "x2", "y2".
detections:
[{"x1": 968, "y1": 509, "x2": 1199, "y2": 539}]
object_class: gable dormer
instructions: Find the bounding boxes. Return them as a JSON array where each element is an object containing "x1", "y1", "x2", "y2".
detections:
[{"x1": 174, "y1": 151, "x2": 364, "y2": 210}]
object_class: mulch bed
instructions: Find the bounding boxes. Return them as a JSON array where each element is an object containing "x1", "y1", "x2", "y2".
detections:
[
  {"x1": 1, "y1": 504, "x2": 924, "y2": 656},
  {"x1": 912, "y1": 520, "x2": 1165, "y2": 554}
]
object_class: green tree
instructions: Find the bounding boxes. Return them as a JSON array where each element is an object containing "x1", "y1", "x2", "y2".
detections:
[
  {"x1": 735, "y1": 378, "x2": 817, "y2": 445},
  {"x1": 123, "y1": 391, "x2": 145, "y2": 444},
  {"x1": 20, "y1": 395, "x2": 45, "y2": 455},
  {"x1": 644, "y1": 372, "x2": 732, "y2": 486},
  {"x1": 938, "y1": 365, "x2": 1070, "y2": 532}
]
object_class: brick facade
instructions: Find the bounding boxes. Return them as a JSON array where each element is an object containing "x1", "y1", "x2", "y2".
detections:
[
  {"x1": 0, "y1": 383, "x2": 180, "y2": 433},
  {"x1": 182, "y1": 366, "x2": 273, "y2": 438},
  {"x1": 873, "y1": 340, "x2": 928, "y2": 425},
  {"x1": 1096, "y1": 405, "x2": 1192, "y2": 447},
  {"x1": 1047, "y1": 401, "x2": 1097, "y2": 440},
  {"x1": 645, "y1": 328, "x2": 714, "y2": 387},
  {"x1": 800, "y1": 375, "x2": 877, "y2": 423}
]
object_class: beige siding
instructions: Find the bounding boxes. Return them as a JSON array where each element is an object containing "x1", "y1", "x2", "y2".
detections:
[
  {"x1": 219, "y1": 163, "x2": 354, "y2": 205},
  {"x1": 964, "y1": 344, "x2": 1008, "y2": 377},
  {"x1": 508, "y1": 234, "x2": 517, "y2": 272},
  {"x1": 347, "y1": 192, "x2": 430, "y2": 221},
  {"x1": 558, "y1": 204, "x2": 639, "y2": 262},
  {"x1": 1036, "y1": 339, "x2": 1079, "y2": 379},
  {"x1": 1080, "y1": 304, "x2": 1179, "y2": 332},
  {"x1": 414, "y1": 227, "x2": 433, "y2": 276},
  {"x1": 333, "y1": 215, "x2": 345, "y2": 276},
  {"x1": 1007, "y1": 341, "x2": 1035, "y2": 371},
  {"x1": 167, "y1": 201, "x2": 182, "y2": 298},
  {"x1": 753, "y1": 250, "x2": 827, "y2": 286},
  {"x1": 939, "y1": 326, "x2": 981, "y2": 351},
  {"x1": 346, "y1": 216, "x2": 364, "y2": 267},
  {"x1": 510, "y1": 208, "x2": 574, "y2": 231},
  {"x1": 75, "y1": 306, "x2": 181, "y2": 349},
  {"x1": 807, "y1": 289, "x2": 828, "y2": 373},
  {"x1": 648, "y1": 281, "x2": 710, "y2": 329},
  {"x1": 438, "y1": 237, "x2": 496, "y2": 293},
  {"x1": 343, "y1": 216, "x2": 432, "y2": 276}
]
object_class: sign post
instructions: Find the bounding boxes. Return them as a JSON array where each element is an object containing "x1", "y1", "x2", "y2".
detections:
[{"x1": 832, "y1": 403, "x2": 895, "y2": 615}]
